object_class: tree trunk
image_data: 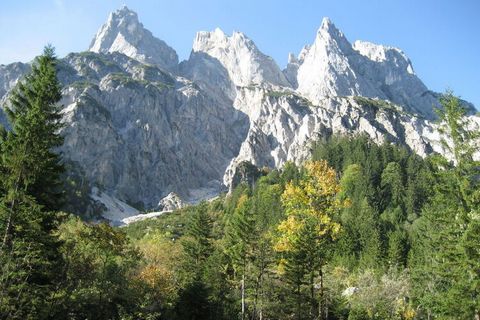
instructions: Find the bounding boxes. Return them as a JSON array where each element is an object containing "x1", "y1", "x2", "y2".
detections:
[
  {"x1": 296, "y1": 281, "x2": 301, "y2": 320},
  {"x1": 253, "y1": 268, "x2": 263, "y2": 320},
  {"x1": 1, "y1": 207, "x2": 13, "y2": 251},
  {"x1": 1, "y1": 181, "x2": 20, "y2": 253},
  {"x1": 241, "y1": 272, "x2": 245, "y2": 320},
  {"x1": 310, "y1": 271, "x2": 315, "y2": 318},
  {"x1": 319, "y1": 268, "x2": 324, "y2": 320}
]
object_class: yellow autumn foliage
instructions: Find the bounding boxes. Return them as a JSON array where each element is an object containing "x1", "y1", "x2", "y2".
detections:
[{"x1": 274, "y1": 160, "x2": 347, "y2": 263}]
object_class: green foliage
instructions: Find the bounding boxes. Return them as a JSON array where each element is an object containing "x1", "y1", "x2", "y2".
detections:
[
  {"x1": 2, "y1": 44, "x2": 64, "y2": 211},
  {"x1": 0, "y1": 46, "x2": 65, "y2": 319},
  {"x1": 124, "y1": 207, "x2": 191, "y2": 241},
  {"x1": 52, "y1": 217, "x2": 142, "y2": 319},
  {"x1": 264, "y1": 90, "x2": 313, "y2": 107},
  {"x1": 346, "y1": 269, "x2": 414, "y2": 320},
  {"x1": 117, "y1": 133, "x2": 444, "y2": 319},
  {"x1": 352, "y1": 96, "x2": 402, "y2": 113},
  {"x1": 411, "y1": 91, "x2": 480, "y2": 319},
  {"x1": 265, "y1": 90, "x2": 291, "y2": 98},
  {"x1": 312, "y1": 135, "x2": 434, "y2": 271},
  {"x1": 69, "y1": 80, "x2": 94, "y2": 90},
  {"x1": 182, "y1": 202, "x2": 213, "y2": 271},
  {"x1": 0, "y1": 196, "x2": 63, "y2": 319},
  {"x1": 274, "y1": 161, "x2": 345, "y2": 319}
]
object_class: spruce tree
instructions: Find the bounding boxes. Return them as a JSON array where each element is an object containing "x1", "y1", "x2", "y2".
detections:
[
  {"x1": 224, "y1": 193, "x2": 255, "y2": 320},
  {"x1": 0, "y1": 45, "x2": 64, "y2": 319},
  {"x1": 182, "y1": 202, "x2": 213, "y2": 269},
  {"x1": 4, "y1": 44, "x2": 64, "y2": 211}
]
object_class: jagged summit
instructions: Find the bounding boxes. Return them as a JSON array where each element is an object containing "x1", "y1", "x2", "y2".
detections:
[
  {"x1": 89, "y1": 6, "x2": 178, "y2": 71},
  {"x1": 289, "y1": 17, "x2": 440, "y2": 117},
  {"x1": 316, "y1": 17, "x2": 352, "y2": 53},
  {"x1": 191, "y1": 28, "x2": 290, "y2": 87}
]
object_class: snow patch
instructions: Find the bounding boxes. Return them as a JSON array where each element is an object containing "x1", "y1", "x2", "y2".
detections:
[
  {"x1": 121, "y1": 210, "x2": 171, "y2": 225},
  {"x1": 90, "y1": 187, "x2": 139, "y2": 221}
]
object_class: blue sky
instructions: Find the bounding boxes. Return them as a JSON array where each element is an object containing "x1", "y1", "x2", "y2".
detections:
[{"x1": 1, "y1": 0, "x2": 478, "y2": 108}]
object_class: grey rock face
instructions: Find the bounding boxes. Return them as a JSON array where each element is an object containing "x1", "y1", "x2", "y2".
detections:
[
  {"x1": 191, "y1": 28, "x2": 290, "y2": 88},
  {"x1": 0, "y1": 62, "x2": 31, "y2": 127},
  {"x1": 89, "y1": 6, "x2": 178, "y2": 72},
  {"x1": 229, "y1": 161, "x2": 263, "y2": 193},
  {"x1": 58, "y1": 52, "x2": 248, "y2": 209},
  {"x1": 0, "y1": 62, "x2": 30, "y2": 101},
  {"x1": 222, "y1": 91, "x2": 440, "y2": 187},
  {"x1": 295, "y1": 18, "x2": 443, "y2": 119},
  {"x1": 0, "y1": 8, "x2": 477, "y2": 220},
  {"x1": 157, "y1": 192, "x2": 184, "y2": 211}
]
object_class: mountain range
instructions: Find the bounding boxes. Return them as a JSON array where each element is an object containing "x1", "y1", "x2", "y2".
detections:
[{"x1": 0, "y1": 6, "x2": 477, "y2": 222}]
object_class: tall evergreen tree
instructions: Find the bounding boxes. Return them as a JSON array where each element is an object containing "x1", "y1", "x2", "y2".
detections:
[
  {"x1": 224, "y1": 194, "x2": 255, "y2": 320},
  {"x1": 0, "y1": 45, "x2": 64, "y2": 319},
  {"x1": 182, "y1": 202, "x2": 213, "y2": 270},
  {"x1": 3, "y1": 44, "x2": 64, "y2": 211}
]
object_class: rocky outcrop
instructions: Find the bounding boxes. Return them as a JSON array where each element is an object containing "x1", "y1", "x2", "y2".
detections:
[
  {"x1": 222, "y1": 91, "x2": 440, "y2": 187},
  {"x1": 88, "y1": 6, "x2": 178, "y2": 72},
  {"x1": 0, "y1": 62, "x2": 31, "y2": 127},
  {"x1": 157, "y1": 192, "x2": 184, "y2": 211},
  {"x1": 229, "y1": 161, "x2": 263, "y2": 193},
  {"x1": 57, "y1": 51, "x2": 248, "y2": 210},
  {"x1": 192, "y1": 28, "x2": 290, "y2": 88}
]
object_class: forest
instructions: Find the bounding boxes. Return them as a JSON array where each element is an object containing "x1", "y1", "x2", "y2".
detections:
[{"x1": 0, "y1": 48, "x2": 479, "y2": 320}]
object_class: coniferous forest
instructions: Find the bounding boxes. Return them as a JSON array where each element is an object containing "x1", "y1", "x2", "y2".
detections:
[{"x1": 0, "y1": 48, "x2": 479, "y2": 320}]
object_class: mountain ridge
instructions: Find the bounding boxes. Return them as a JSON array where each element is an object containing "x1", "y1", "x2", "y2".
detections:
[{"x1": 0, "y1": 6, "x2": 477, "y2": 222}]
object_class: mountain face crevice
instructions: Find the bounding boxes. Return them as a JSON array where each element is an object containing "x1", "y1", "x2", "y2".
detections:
[{"x1": 0, "y1": 6, "x2": 477, "y2": 221}]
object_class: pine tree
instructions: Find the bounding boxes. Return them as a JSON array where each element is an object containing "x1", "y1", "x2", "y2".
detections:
[
  {"x1": 0, "y1": 46, "x2": 64, "y2": 319},
  {"x1": 178, "y1": 203, "x2": 215, "y2": 319}
]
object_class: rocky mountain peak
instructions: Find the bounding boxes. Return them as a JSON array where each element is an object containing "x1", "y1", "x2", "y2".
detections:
[
  {"x1": 89, "y1": 6, "x2": 178, "y2": 71},
  {"x1": 316, "y1": 17, "x2": 353, "y2": 54},
  {"x1": 111, "y1": 5, "x2": 138, "y2": 23},
  {"x1": 191, "y1": 28, "x2": 290, "y2": 87},
  {"x1": 293, "y1": 17, "x2": 441, "y2": 118}
]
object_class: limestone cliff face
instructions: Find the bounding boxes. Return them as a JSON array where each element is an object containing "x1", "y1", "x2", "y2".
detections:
[
  {"x1": 57, "y1": 51, "x2": 248, "y2": 211},
  {"x1": 88, "y1": 6, "x2": 178, "y2": 72},
  {"x1": 0, "y1": 62, "x2": 31, "y2": 127},
  {"x1": 0, "y1": 7, "x2": 477, "y2": 221},
  {"x1": 292, "y1": 18, "x2": 441, "y2": 119}
]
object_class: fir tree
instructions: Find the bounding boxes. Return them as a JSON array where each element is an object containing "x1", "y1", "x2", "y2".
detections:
[
  {"x1": 0, "y1": 45, "x2": 64, "y2": 319},
  {"x1": 4, "y1": 44, "x2": 64, "y2": 211}
]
